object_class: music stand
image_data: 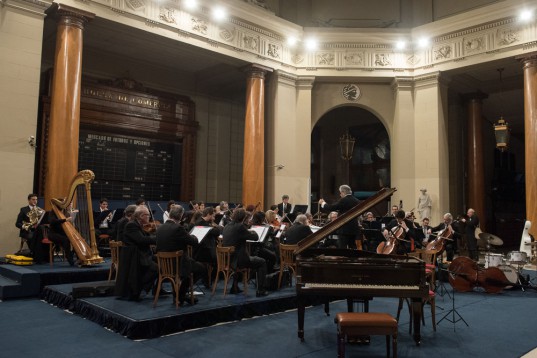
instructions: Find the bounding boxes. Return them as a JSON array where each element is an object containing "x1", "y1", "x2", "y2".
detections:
[{"x1": 437, "y1": 267, "x2": 469, "y2": 331}]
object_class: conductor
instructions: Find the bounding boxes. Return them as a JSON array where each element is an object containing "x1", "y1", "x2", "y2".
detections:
[{"x1": 318, "y1": 185, "x2": 360, "y2": 249}]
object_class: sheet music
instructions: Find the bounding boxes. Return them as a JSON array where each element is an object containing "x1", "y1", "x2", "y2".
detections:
[
  {"x1": 189, "y1": 226, "x2": 213, "y2": 243},
  {"x1": 248, "y1": 225, "x2": 269, "y2": 242},
  {"x1": 275, "y1": 224, "x2": 286, "y2": 238},
  {"x1": 309, "y1": 225, "x2": 321, "y2": 233}
]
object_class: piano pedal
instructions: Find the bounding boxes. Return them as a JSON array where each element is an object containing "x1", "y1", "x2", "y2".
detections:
[{"x1": 347, "y1": 335, "x2": 371, "y2": 345}]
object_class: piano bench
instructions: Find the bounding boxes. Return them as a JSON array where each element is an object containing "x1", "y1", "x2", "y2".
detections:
[{"x1": 335, "y1": 312, "x2": 398, "y2": 358}]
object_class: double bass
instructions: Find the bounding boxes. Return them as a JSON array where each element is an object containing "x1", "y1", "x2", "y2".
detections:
[{"x1": 448, "y1": 256, "x2": 511, "y2": 293}]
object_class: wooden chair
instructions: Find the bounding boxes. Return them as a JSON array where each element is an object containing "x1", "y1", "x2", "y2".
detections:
[
  {"x1": 278, "y1": 244, "x2": 298, "y2": 289},
  {"x1": 108, "y1": 241, "x2": 124, "y2": 281},
  {"x1": 212, "y1": 246, "x2": 249, "y2": 296},
  {"x1": 41, "y1": 225, "x2": 64, "y2": 267},
  {"x1": 335, "y1": 312, "x2": 398, "y2": 358},
  {"x1": 397, "y1": 249, "x2": 439, "y2": 333},
  {"x1": 154, "y1": 251, "x2": 184, "y2": 308}
]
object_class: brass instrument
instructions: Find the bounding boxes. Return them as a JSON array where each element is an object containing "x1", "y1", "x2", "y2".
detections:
[{"x1": 22, "y1": 206, "x2": 45, "y2": 231}]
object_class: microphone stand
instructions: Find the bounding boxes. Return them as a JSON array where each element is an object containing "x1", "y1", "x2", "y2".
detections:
[{"x1": 437, "y1": 267, "x2": 469, "y2": 331}]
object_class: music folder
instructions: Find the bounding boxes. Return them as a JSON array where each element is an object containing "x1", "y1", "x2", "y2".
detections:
[
  {"x1": 111, "y1": 208, "x2": 124, "y2": 222},
  {"x1": 248, "y1": 225, "x2": 269, "y2": 242},
  {"x1": 189, "y1": 226, "x2": 213, "y2": 243}
]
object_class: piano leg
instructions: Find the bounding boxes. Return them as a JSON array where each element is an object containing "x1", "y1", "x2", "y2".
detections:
[
  {"x1": 324, "y1": 300, "x2": 330, "y2": 316},
  {"x1": 298, "y1": 298, "x2": 305, "y2": 341},
  {"x1": 411, "y1": 298, "x2": 422, "y2": 345}
]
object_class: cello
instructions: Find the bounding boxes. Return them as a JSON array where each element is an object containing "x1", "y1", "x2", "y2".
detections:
[
  {"x1": 426, "y1": 225, "x2": 454, "y2": 255},
  {"x1": 448, "y1": 256, "x2": 511, "y2": 293},
  {"x1": 377, "y1": 225, "x2": 405, "y2": 255}
]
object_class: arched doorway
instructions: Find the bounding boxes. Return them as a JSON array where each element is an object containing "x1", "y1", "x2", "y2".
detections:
[{"x1": 311, "y1": 106, "x2": 390, "y2": 215}]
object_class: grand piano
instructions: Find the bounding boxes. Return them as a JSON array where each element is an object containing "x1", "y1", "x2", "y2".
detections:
[{"x1": 295, "y1": 188, "x2": 429, "y2": 345}]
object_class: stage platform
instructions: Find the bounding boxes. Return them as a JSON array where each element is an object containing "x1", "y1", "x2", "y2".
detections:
[{"x1": 41, "y1": 279, "x2": 311, "y2": 340}]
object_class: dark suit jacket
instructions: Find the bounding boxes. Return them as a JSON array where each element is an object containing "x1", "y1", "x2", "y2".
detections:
[
  {"x1": 113, "y1": 217, "x2": 129, "y2": 242},
  {"x1": 321, "y1": 194, "x2": 360, "y2": 236},
  {"x1": 155, "y1": 220, "x2": 198, "y2": 277},
  {"x1": 222, "y1": 222, "x2": 258, "y2": 268},
  {"x1": 122, "y1": 220, "x2": 156, "y2": 267},
  {"x1": 277, "y1": 202, "x2": 292, "y2": 216},
  {"x1": 283, "y1": 223, "x2": 313, "y2": 245},
  {"x1": 16, "y1": 206, "x2": 33, "y2": 239},
  {"x1": 465, "y1": 215, "x2": 479, "y2": 237}
]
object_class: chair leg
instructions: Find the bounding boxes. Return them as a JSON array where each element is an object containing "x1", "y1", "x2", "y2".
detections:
[
  {"x1": 212, "y1": 271, "x2": 220, "y2": 295},
  {"x1": 153, "y1": 279, "x2": 163, "y2": 307},
  {"x1": 393, "y1": 334, "x2": 398, "y2": 358},
  {"x1": 242, "y1": 270, "x2": 249, "y2": 296},
  {"x1": 223, "y1": 272, "x2": 230, "y2": 296},
  {"x1": 190, "y1": 273, "x2": 194, "y2": 305},
  {"x1": 386, "y1": 335, "x2": 390, "y2": 358},
  {"x1": 49, "y1": 244, "x2": 54, "y2": 267},
  {"x1": 174, "y1": 278, "x2": 180, "y2": 308},
  {"x1": 337, "y1": 332, "x2": 345, "y2": 358},
  {"x1": 431, "y1": 297, "x2": 436, "y2": 331},
  {"x1": 277, "y1": 265, "x2": 284, "y2": 289}
]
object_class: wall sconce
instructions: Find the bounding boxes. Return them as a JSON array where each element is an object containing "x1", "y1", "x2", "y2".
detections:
[
  {"x1": 28, "y1": 136, "x2": 37, "y2": 149},
  {"x1": 494, "y1": 117, "x2": 510, "y2": 151},
  {"x1": 339, "y1": 131, "x2": 355, "y2": 161},
  {"x1": 270, "y1": 164, "x2": 285, "y2": 170}
]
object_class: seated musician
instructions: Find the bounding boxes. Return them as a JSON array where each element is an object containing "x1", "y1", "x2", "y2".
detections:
[
  {"x1": 46, "y1": 210, "x2": 76, "y2": 266},
  {"x1": 319, "y1": 184, "x2": 361, "y2": 249},
  {"x1": 112, "y1": 204, "x2": 137, "y2": 242},
  {"x1": 193, "y1": 207, "x2": 221, "y2": 265},
  {"x1": 250, "y1": 211, "x2": 277, "y2": 271},
  {"x1": 217, "y1": 201, "x2": 232, "y2": 226},
  {"x1": 283, "y1": 214, "x2": 313, "y2": 245},
  {"x1": 318, "y1": 211, "x2": 339, "y2": 248},
  {"x1": 428, "y1": 213, "x2": 460, "y2": 261},
  {"x1": 156, "y1": 205, "x2": 206, "y2": 305},
  {"x1": 95, "y1": 198, "x2": 113, "y2": 237},
  {"x1": 383, "y1": 209, "x2": 416, "y2": 254},
  {"x1": 222, "y1": 208, "x2": 269, "y2": 297},
  {"x1": 15, "y1": 193, "x2": 41, "y2": 257},
  {"x1": 362, "y1": 211, "x2": 382, "y2": 252},
  {"x1": 415, "y1": 217, "x2": 432, "y2": 248},
  {"x1": 162, "y1": 200, "x2": 175, "y2": 222},
  {"x1": 116, "y1": 206, "x2": 157, "y2": 301}
]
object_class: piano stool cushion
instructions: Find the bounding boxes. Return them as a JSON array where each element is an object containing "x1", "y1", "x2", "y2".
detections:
[
  {"x1": 425, "y1": 264, "x2": 436, "y2": 269},
  {"x1": 335, "y1": 312, "x2": 398, "y2": 336}
]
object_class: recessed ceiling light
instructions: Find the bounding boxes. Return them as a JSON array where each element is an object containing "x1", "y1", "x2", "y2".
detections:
[
  {"x1": 305, "y1": 38, "x2": 317, "y2": 51},
  {"x1": 212, "y1": 6, "x2": 227, "y2": 21}
]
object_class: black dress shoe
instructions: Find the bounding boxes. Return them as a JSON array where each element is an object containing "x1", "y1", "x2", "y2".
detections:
[
  {"x1": 256, "y1": 290, "x2": 269, "y2": 297},
  {"x1": 229, "y1": 287, "x2": 243, "y2": 294}
]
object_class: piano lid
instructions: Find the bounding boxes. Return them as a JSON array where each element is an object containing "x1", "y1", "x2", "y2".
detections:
[{"x1": 295, "y1": 187, "x2": 396, "y2": 255}]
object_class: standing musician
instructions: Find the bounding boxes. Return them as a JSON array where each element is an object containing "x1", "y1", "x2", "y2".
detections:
[
  {"x1": 383, "y1": 209, "x2": 416, "y2": 254},
  {"x1": 460, "y1": 208, "x2": 479, "y2": 261},
  {"x1": 319, "y1": 184, "x2": 361, "y2": 249},
  {"x1": 277, "y1": 195, "x2": 292, "y2": 219},
  {"x1": 428, "y1": 213, "x2": 460, "y2": 261}
]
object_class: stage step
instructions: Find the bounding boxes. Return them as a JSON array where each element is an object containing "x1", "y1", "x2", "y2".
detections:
[{"x1": 0, "y1": 265, "x2": 40, "y2": 300}]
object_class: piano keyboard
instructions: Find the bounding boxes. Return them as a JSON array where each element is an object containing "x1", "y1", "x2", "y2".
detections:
[{"x1": 303, "y1": 283, "x2": 421, "y2": 290}]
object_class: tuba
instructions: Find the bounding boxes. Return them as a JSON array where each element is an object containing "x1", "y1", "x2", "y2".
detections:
[{"x1": 22, "y1": 206, "x2": 45, "y2": 231}]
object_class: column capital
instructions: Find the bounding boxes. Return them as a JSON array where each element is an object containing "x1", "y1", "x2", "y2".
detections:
[
  {"x1": 296, "y1": 76, "x2": 315, "y2": 90},
  {"x1": 243, "y1": 64, "x2": 273, "y2": 80},
  {"x1": 516, "y1": 51, "x2": 537, "y2": 69},
  {"x1": 391, "y1": 76, "x2": 414, "y2": 91},
  {"x1": 46, "y1": 3, "x2": 95, "y2": 29}
]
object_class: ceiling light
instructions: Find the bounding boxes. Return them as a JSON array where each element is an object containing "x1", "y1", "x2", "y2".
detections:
[
  {"x1": 287, "y1": 36, "x2": 298, "y2": 46},
  {"x1": 212, "y1": 6, "x2": 227, "y2": 21},
  {"x1": 396, "y1": 41, "x2": 406, "y2": 50},
  {"x1": 183, "y1": 0, "x2": 198, "y2": 11},
  {"x1": 305, "y1": 38, "x2": 318, "y2": 51},
  {"x1": 519, "y1": 9, "x2": 533, "y2": 22},
  {"x1": 417, "y1": 37, "x2": 429, "y2": 48}
]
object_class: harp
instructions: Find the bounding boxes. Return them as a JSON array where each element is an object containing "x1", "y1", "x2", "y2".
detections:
[{"x1": 50, "y1": 170, "x2": 104, "y2": 265}]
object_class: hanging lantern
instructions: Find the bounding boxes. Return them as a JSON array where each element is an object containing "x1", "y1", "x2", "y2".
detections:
[
  {"x1": 339, "y1": 131, "x2": 355, "y2": 161},
  {"x1": 494, "y1": 117, "x2": 510, "y2": 152}
]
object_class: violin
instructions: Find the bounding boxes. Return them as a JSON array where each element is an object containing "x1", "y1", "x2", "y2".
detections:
[
  {"x1": 448, "y1": 256, "x2": 510, "y2": 293},
  {"x1": 144, "y1": 201, "x2": 161, "y2": 233},
  {"x1": 426, "y1": 225, "x2": 454, "y2": 255}
]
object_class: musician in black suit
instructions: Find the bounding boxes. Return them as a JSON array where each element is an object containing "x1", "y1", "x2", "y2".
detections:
[
  {"x1": 415, "y1": 217, "x2": 432, "y2": 247},
  {"x1": 118, "y1": 206, "x2": 157, "y2": 300},
  {"x1": 283, "y1": 214, "x2": 313, "y2": 245},
  {"x1": 47, "y1": 210, "x2": 75, "y2": 266},
  {"x1": 15, "y1": 193, "x2": 41, "y2": 258},
  {"x1": 319, "y1": 185, "x2": 361, "y2": 249},
  {"x1": 460, "y1": 208, "x2": 479, "y2": 261},
  {"x1": 429, "y1": 213, "x2": 460, "y2": 261},
  {"x1": 193, "y1": 207, "x2": 221, "y2": 265},
  {"x1": 222, "y1": 208, "x2": 268, "y2": 297},
  {"x1": 156, "y1": 205, "x2": 206, "y2": 304},
  {"x1": 383, "y1": 210, "x2": 416, "y2": 254},
  {"x1": 113, "y1": 205, "x2": 136, "y2": 242},
  {"x1": 277, "y1": 195, "x2": 292, "y2": 217}
]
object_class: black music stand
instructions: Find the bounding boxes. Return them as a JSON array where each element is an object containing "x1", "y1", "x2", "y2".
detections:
[{"x1": 437, "y1": 268, "x2": 469, "y2": 331}]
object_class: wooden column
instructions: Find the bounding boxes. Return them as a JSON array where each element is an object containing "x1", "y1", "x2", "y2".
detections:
[
  {"x1": 465, "y1": 93, "x2": 487, "y2": 231},
  {"x1": 44, "y1": 5, "x2": 94, "y2": 210},
  {"x1": 242, "y1": 65, "x2": 272, "y2": 209},
  {"x1": 518, "y1": 53, "x2": 537, "y2": 236}
]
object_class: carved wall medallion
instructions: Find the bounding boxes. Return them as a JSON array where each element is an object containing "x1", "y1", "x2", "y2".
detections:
[
  {"x1": 497, "y1": 28, "x2": 519, "y2": 46},
  {"x1": 219, "y1": 27, "x2": 235, "y2": 42},
  {"x1": 159, "y1": 7, "x2": 176, "y2": 24},
  {"x1": 317, "y1": 52, "x2": 335, "y2": 65},
  {"x1": 342, "y1": 84, "x2": 361, "y2": 101},
  {"x1": 243, "y1": 35, "x2": 259, "y2": 51},
  {"x1": 292, "y1": 54, "x2": 304, "y2": 64},
  {"x1": 126, "y1": 0, "x2": 145, "y2": 11},
  {"x1": 192, "y1": 17, "x2": 208, "y2": 35},
  {"x1": 267, "y1": 43, "x2": 280, "y2": 59},
  {"x1": 375, "y1": 53, "x2": 391, "y2": 66},
  {"x1": 434, "y1": 45, "x2": 452, "y2": 60},
  {"x1": 464, "y1": 36, "x2": 485, "y2": 54},
  {"x1": 344, "y1": 52, "x2": 364, "y2": 65},
  {"x1": 407, "y1": 54, "x2": 420, "y2": 65}
]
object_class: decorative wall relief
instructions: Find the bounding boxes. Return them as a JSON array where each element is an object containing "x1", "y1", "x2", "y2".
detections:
[
  {"x1": 267, "y1": 43, "x2": 281, "y2": 59},
  {"x1": 375, "y1": 53, "x2": 391, "y2": 66},
  {"x1": 434, "y1": 45, "x2": 452, "y2": 60},
  {"x1": 317, "y1": 52, "x2": 334, "y2": 65},
  {"x1": 497, "y1": 28, "x2": 519, "y2": 46},
  {"x1": 407, "y1": 55, "x2": 420, "y2": 65},
  {"x1": 219, "y1": 27, "x2": 235, "y2": 42},
  {"x1": 464, "y1": 36, "x2": 485, "y2": 54},
  {"x1": 344, "y1": 52, "x2": 364, "y2": 66},
  {"x1": 192, "y1": 17, "x2": 208, "y2": 35},
  {"x1": 159, "y1": 7, "x2": 176, "y2": 24},
  {"x1": 243, "y1": 35, "x2": 259, "y2": 51},
  {"x1": 125, "y1": 0, "x2": 144, "y2": 12},
  {"x1": 292, "y1": 54, "x2": 304, "y2": 64}
]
